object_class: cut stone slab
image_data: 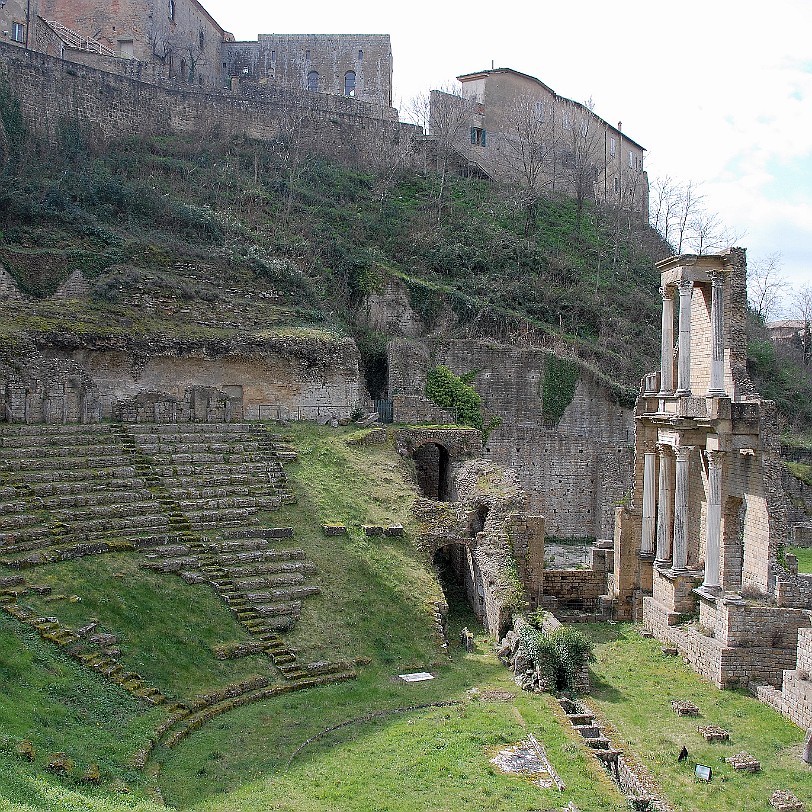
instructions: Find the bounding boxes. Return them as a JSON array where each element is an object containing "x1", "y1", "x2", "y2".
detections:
[
  {"x1": 671, "y1": 700, "x2": 700, "y2": 716},
  {"x1": 726, "y1": 752, "x2": 761, "y2": 773},
  {"x1": 490, "y1": 734, "x2": 565, "y2": 791},
  {"x1": 770, "y1": 790, "x2": 804, "y2": 811},
  {"x1": 698, "y1": 725, "x2": 730, "y2": 742},
  {"x1": 398, "y1": 672, "x2": 434, "y2": 682}
]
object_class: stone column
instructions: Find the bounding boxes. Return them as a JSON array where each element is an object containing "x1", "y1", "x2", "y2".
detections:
[
  {"x1": 641, "y1": 451, "x2": 657, "y2": 556},
  {"x1": 703, "y1": 450, "x2": 723, "y2": 591},
  {"x1": 676, "y1": 280, "x2": 693, "y2": 396},
  {"x1": 708, "y1": 272, "x2": 726, "y2": 396},
  {"x1": 672, "y1": 445, "x2": 692, "y2": 574},
  {"x1": 659, "y1": 285, "x2": 675, "y2": 396},
  {"x1": 655, "y1": 445, "x2": 674, "y2": 565}
]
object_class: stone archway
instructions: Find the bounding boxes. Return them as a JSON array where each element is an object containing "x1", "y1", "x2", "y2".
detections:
[
  {"x1": 433, "y1": 542, "x2": 485, "y2": 622},
  {"x1": 413, "y1": 442, "x2": 451, "y2": 501}
]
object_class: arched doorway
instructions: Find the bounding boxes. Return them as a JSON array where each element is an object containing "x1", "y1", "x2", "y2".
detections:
[
  {"x1": 413, "y1": 443, "x2": 451, "y2": 500},
  {"x1": 433, "y1": 543, "x2": 485, "y2": 623}
]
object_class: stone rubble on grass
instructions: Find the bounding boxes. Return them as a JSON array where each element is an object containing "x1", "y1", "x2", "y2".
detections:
[
  {"x1": 697, "y1": 725, "x2": 729, "y2": 742},
  {"x1": 670, "y1": 700, "x2": 700, "y2": 716},
  {"x1": 770, "y1": 789, "x2": 804, "y2": 811},
  {"x1": 725, "y1": 752, "x2": 761, "y2": 772}
]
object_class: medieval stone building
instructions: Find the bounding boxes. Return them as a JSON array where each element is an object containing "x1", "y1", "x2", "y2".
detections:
[
  {"x1": 222, "y1": 34, "x2": 393, "y2": 109},
  {"x1": 2, "y1": 0, "x2": 395, "y2": 107},
  {"x1": 431, "y1": 67, "x2": 648, "y2": 217}
]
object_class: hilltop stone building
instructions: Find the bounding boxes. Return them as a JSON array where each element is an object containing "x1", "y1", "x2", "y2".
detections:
[
  {"x1": 1, "y1": 0, "x2": 393, "y2": 107},
  {"x1": 432, "y1": 67, "x2": 648, "y2": 217}
]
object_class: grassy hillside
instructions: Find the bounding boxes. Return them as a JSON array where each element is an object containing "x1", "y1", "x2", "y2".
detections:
[{"x1": 0, "y1": 79, "x2": 668, "y2": 400}]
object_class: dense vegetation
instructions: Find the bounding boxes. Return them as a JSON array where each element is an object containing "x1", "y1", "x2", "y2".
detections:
[{"x1": 0, "y1": 81, "x2": 670, "y2": 403}]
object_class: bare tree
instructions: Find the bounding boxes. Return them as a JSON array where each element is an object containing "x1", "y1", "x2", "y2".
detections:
[
  {"x1": 407, "y1": 85, "x2": 473, "y2": 221},
  {"x1": 494, "y1": 93, "x2": 557, "y2": 234},
  {"x1": 560, "y1": 98, "x2": 605, "y2": 227},
  {"x1": 790, "y1": 283, "x2": 812, "y2": 366},
  {"x1": 748, "y1": 252, "x2": 788, "y2": 322}
]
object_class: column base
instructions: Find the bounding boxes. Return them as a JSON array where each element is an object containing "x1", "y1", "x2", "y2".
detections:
[
  {"x1": 706, "y1": 389, "x2": 726, "y2": 397},
  {"x1": 674, "y1": 389, "x2": 692, "y2": 397},
  {"x1": 655, "y1": 558, "x2": 672, "y2": 569},
  {"x1": 670, "y1": 566, "x2": 690, "y2": 576},
  {"x1": 639, "y1": 551, "x2": 655, "y2": 562},
  {"x1": 695, "y1": 584, "x2": 722, "y2": 600},
  {"x1": 657, "y1": 390, "x2": 674, "y2": 398}
]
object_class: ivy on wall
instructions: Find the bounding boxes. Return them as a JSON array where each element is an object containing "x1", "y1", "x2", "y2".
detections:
[
  {"x1": 425, "y1": 364, "x2": 483, "y2": 428},
  {"x1": 425, "y1": 364, "x2": 502, "y2": 441},
  {"x1": 540, "y1": 355, "x2": 580, "y2": 427}
]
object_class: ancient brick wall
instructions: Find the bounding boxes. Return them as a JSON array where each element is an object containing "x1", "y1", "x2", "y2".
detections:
[
  {"x1": 0, "y1": 40, "x2": 407, "y2": 155},
  {"x1": 388, "y1": 337, "x2": 635, "y2": 538}
]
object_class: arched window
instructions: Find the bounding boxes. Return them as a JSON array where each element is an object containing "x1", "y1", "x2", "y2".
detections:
[
  {"x1": 307, "y1": 71, "x2": 319, "y2": 92},
  {"x1": 168, "y1": 0, "x2": 175, "y2": 21},
  {"x1": 344, "y1": 70, "x2": 356, "y2": 97}
]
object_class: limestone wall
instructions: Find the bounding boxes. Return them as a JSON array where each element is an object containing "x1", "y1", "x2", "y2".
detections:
[
  {"x1": 388, "y1": 337, "x2": 635, "y2": 537},
  {"x1": 2, "y1": 338, "x2": 363, "y2": 424}
]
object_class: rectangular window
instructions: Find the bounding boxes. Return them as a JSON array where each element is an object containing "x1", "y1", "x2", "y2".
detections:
[
  {"x1": 305, "y1": 50, "x2": 310, "y2": 61},
  {"x1": 562, "y1": 112, "x2": 570, "y2": 129},
  {"x1": 609, "y1": 136, "x2": 616, "y2": 157},
  {"x1": 358, "y1": 49, "x2": 363, "y2": 61},
  {"x1": 271, "y1": 50, "x2": 276, "y2": 62},
  {"x1": 614, "y1": 177, "x2": 619, "y2": 193},
  {"x1": 629, "y1": 150, "x2": 634, "y2": 167},
  {"x1": 470, "y1": 127, "x2": 486, "y2": 147},
  {"x1": 11, "y1": 23, "x2": 25, "y2": 43}
]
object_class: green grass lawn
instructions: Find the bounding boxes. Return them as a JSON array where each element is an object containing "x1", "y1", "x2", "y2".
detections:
[
  {"x1": 586, "y1": 623, "x2": 812, "y2": 812},
  {"x1": 789, "y1": 547, "x2": 812, "y2": 573}
]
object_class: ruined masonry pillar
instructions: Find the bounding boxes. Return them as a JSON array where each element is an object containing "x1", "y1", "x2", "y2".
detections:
[
  {"x1": 708, "y1": 272, "x2": 726, "y2": 396},
  {"x1": 659, "y1": 286, "x2": 675, "y2": 395},
  {"x1": 641, "y1": 452, "x2": 657, "y2": 556},
  {"x1": 671, "y1": 445, "x2": 692, "y2": 574},
  {"x1": 676, "y1": 280, "x2": 693, "y2": 396},
  {"x1": 656, "y1": 445, "x2": 674, "y2": 565},
  {"x1": 703, "y1": 450, "x2": 723, "y2": 591}
]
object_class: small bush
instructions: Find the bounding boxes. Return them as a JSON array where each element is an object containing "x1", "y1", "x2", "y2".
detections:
[
  {"x1": 518, "y1": 624, "x2": 594, "y2": 692},
  {"x1": 425, "y1": 365, "x2": 482, "y2": 429}
]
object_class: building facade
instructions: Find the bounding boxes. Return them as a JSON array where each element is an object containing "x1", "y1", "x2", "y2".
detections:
[
  {"x1": 222, "y1": 34, "x2": 393, "y2": 108},
  {"x1": 432, "y1": 68, "x2": 648, "y2": 217},
  {"x1": 1, "y1": 0, "x2": 39, "y2": 50}
]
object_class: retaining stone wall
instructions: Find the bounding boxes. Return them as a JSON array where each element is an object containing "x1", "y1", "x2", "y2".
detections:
[{"x1": 0, "y1": 40, "x2": 408, "y2": 157}]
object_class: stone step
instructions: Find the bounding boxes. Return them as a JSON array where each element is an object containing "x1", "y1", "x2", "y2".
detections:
[
  {"x1": 146, "y1": 452, "x2": 272, "y2": 466},
  {"x1": 0, "y1": 442, "x2": 124, "y2": 459},
  {"x1": 133, "y1": 440, "x2": 262, "y2": 454},
  {"x1": 221, "y1": 527, "x2": 295, "y2": 541},
  {"x1": 42, "y1": 491, "x2": 150, "y2": 509},
  {"x1": 231, "y1": 573, "x2": 306, "y2": 590},
  {"x1": 0, "y1": 513, "x2": 42, "y2": 531},
  {"x1": 14, "y1": 466, "x2": 140, "y2": 484},
  {"x1": 157, "y1": 462, "x2": 282, "y2": 477},
  {"x1": 225, "y1": 561, "x2": 317, "y2": 577},
  {"x1": 0, "y1": 486, "x2": 18, "y2": 500},
  {"x1": 254, "y1": 601, "x2": 302, "y2": 617},
  {"x1": 185, "y1": 508, "x2": 256, "y2": 525},
  {"x1": 0, "y1": 424, "x2": 115, "y2": 437},
  {"x1": 217, "y1": 549, "x2": 306, "y2": 566},
  {"x1": 27, "y1": 478, "x2": 148, "y2": 497},
  {"x1": 125, "y1": 423, "x2": 258, "y2": 435},
  {"x1": 1, "y1": 454, "x2": 131, "y2": 472},
  {"x1": 175, "y1": 496, "x2": 279, "y2": 513},
  {"x1": 246, "y1": 587, "x2": 320, "y2": 603},
  {"x1": 50, "y1": 501, "x2": 160, "y2": 521}
]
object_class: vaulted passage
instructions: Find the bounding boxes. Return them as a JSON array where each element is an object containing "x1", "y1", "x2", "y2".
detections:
[
  {"x1": 413, "y1": 443, "x2": 450, "y2": 501},
  {"x1": 433, "y1": 543, "x2": 484, "y2": 621}
]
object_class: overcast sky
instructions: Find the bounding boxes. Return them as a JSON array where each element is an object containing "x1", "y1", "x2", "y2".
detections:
[{"x1": 204, "y1": 0, "x2": 811, "y2": 301}]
